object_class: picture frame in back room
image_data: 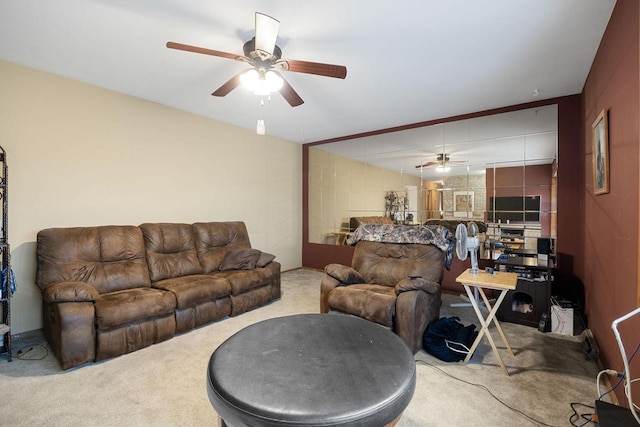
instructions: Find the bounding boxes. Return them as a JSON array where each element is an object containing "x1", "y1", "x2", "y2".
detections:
[
  {"x1": 592, "y1": 109, "x2": 609, "y2": 195},
  {"x1": 453, "y1": 190, "x2": 474, "y2": 218}
]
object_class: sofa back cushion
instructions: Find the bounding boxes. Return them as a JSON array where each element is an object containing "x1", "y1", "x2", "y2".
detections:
[
  {"x1": 352, "y1": 241, "x2": 444, "y2": 287},
  {"x1": 36, "y1": 226, "x2": 151, "y2": 294},
  {"x1": 192, "y1": 222, "x2": 252, "y2": 273},
  {"x1": 140, "y1": 223, "x2": 203, "y2": 282}
]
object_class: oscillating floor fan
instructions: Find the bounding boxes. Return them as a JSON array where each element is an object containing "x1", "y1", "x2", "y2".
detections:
[
  {"x1": 450, "y1": 222, "x2": 492, "y2": 309},
  {"x1": 455, "y1": 222, "x2": 480, "y2": 274}
]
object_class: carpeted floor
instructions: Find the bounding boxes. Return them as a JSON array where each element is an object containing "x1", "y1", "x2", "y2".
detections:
[{"x1": 0, "y1": 268, "x2": 605, "y2": 426}]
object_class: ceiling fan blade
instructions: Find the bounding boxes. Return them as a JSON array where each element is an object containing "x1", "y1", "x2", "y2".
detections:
[
  {"x1": 415, "y1": 162, "x2": 439, "y2": 169},
  {"x1": 275, "y1": 72, "x2": 304, "y2": 107},
  {"x1": 212, "y1": 72, "x2": 243, "y2": 97},
  {"x1": 254, "y1": 12, "x2": 279, "y2": 59},
  {"x1": 166, "y1": 41, "x2": 239, "y2": 60},
  {"x1": 279, "y1": 59, "x2": 347, "y2": 79}
]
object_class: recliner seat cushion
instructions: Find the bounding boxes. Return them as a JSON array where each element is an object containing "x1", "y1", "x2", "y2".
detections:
[
  {"x1": 212, "y1": 269, "x2": 273, "y2": 295},
  {"x1": 152, "y1": 275, "x2": 231, "y2": 309},
  {"x1": 327, "y1": 284, "x2": 396, "y2": 327},
  {"x1": 94, "y1": 287, "x2": 176, "y2": 329}
]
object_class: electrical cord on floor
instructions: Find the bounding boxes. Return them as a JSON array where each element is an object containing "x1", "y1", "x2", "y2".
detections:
[
  {"x1": 15, "y1": 344, "x2": 49, "y2": 360},
  {"x1": 569, "y1": 402, "x2": 595, "y2": 426},
  {"x1": 414, "y1": 359, "x2": 555, "y2": 427}
]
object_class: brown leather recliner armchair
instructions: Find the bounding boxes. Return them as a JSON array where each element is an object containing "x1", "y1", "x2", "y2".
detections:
[{"x1": 320, "y1": 240, "x2": 445, "y2": 354}]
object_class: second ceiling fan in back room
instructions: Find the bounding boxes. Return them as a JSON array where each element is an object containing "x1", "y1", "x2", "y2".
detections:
[
  {"x1": 415, "y1": 153, "x2": 466, "y2": 172},
  {"x1": 166, "y1": 12, "x2": 347, "y2": 107}
]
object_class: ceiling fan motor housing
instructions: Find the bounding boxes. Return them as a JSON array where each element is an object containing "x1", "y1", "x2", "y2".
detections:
[
  {"x1": 243, "y1": 37, "x2": 282, "y2": 62},
  {"x1": 437, "y1": 153, "x2": 450, "y2": 163}
]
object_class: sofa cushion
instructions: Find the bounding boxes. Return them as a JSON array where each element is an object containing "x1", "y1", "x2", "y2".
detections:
[
  {"x1": 94, "y1": 287, "x2": 176, "y2": 330},
  {"x1": 327, "y1": 284, "x2": 397, "y2": 327},
  {"x1": 256, "y1": 252, "x2": 276, "y2": 268},
  {"x1": 395, "y1": 277, "x2": 440, "y2": 295},
  {"x1": 36, "y1": 226, "x2": 152, "y2": 294},
  {"x1": 152, "y1": 275, "x2": 231, "y2": 309},
  {"x1": 140, "y1": 223, "x2": 203, "y2": 282},
  {"x1": 192, "y1": 222, "x2": 252, "y2": 273},
  {"x1": 212, "y1": 269, "x2": 272, "y2": 295},
  {"x1": 220, "y1": 249, "x2": 262, "y2": 271}
]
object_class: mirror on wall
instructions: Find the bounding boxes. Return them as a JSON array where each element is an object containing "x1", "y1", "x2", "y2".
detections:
[{"x1": 308, "y1": 105, "x2": 558, "y2": 259}]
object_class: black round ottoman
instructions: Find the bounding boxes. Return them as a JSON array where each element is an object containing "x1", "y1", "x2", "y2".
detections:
[{"x1": 207, "y1": 314, "x2": 416, "y2": 427}]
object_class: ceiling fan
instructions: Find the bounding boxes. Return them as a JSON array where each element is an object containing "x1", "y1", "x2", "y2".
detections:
[
  {"x1": 415, "y1": 153, "x2": 466, "y2": 169},
  {"x1": 166, "y1": 12, "x2": 347, "y2": 107}
]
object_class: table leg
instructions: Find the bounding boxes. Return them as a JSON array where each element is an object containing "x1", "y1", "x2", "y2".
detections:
[
  {"x1": 462, "y1": 285, "x2": 512, "y2": 376},
  {"x1": 478, "y1": 287, "x2": 514, "y2": 357}
]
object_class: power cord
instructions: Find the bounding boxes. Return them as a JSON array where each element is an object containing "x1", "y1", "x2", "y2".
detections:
[
  {"x1": 15, "y1": 344, "x2": 49, "y2": 360},
  {"x1": 597, "y1": 369, "x2": 623, "y2": 398},
  {"x1": 415, "y1": 359, "x2": 555, "y2": 427},
  {"x1": 569, "y1": 402, "x2": 595, "y2": 426}
]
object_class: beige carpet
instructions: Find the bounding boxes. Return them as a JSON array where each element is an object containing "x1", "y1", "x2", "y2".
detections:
[{"x1": 0, "y1": 269, "x2": 604, "y2": 426}]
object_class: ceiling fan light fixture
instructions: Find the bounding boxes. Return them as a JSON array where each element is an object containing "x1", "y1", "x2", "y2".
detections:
[
  {"x1": 240, "y1": 69, "x2": 283, "y2": 95},
  {"x1": 436, "y1": 165, "x2": 451, "y2": 173}
]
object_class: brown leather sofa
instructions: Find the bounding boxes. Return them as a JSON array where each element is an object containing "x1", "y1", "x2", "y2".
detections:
[
  {"x1": 320, "y1": 240, "x2": 444, "y2": 354},
  {"x1": 36, "y1": 221, "x2": 280, "y2": 370}
]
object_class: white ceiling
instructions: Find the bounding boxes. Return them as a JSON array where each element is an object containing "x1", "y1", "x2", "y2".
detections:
[
  {"x1": 315, "y1": 105, "x2": 558, "y2": 180},
  {"x1": 0, "y1": 0, "x2": 615, "y2": 144}
]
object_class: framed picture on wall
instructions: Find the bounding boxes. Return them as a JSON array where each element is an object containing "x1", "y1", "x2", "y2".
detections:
[
  {"x1": 592, "y1": 109, "x2": 609, "y2": 195},
  {"x1": 453, "y1": 190, "x2": 474, "y2": 218}
]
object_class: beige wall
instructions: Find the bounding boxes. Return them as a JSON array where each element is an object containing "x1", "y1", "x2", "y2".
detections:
[
  {"x1": 309, "y1": 147, "x2": 422, "y2": 243},
  {"x1": 0, "y1": 60, "x2": 302, "y2": 334}
]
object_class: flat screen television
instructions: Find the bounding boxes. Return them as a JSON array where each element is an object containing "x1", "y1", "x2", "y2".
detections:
[{"x1": 488, "y1": 195, "x2": 541, "y2": 222}]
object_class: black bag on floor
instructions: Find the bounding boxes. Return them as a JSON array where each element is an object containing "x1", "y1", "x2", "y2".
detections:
[{"x1": 423, "y1": 316, "x2": 478, "y2": 362}]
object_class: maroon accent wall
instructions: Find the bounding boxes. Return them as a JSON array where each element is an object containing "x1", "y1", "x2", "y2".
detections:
[
  {"x1": 581, "y1": 0, "x2": 639, "y2": 404},
  {"x1": 556, "y1": 96, "x2": 584, "y2": 274}
]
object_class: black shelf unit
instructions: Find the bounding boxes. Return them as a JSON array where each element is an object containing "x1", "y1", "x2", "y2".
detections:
[
  {"x1": 494, "y1": 256, "x2": 553, "y2": 328},
  {"x1": 0, "y1": 146, "x2": 11, "y2": 361}
]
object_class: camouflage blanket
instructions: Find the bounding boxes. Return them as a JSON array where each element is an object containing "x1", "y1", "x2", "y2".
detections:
[{"x1": 348, "y1": 224, "x2": 456, "y2": 270}]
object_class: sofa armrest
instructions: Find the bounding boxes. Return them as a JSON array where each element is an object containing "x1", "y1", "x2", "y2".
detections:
[
  {"x1": 43, "y1": 281, "x2": 100, "y2": 303},
  {"x1": 395, "y1": 277, "x2": 440, "y2": 295},
  {"x1": 325, "y1": 264, "x2": 365, "y2": 285}
]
